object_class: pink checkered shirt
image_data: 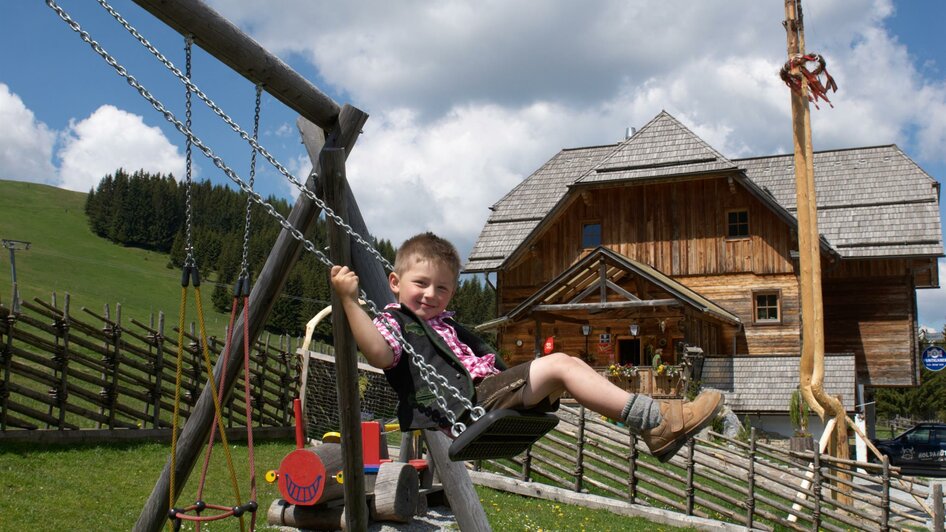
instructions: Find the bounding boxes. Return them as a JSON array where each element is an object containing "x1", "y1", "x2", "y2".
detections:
[{"x1": 373, "y1": 303, "x2": 500, "y2": 381}]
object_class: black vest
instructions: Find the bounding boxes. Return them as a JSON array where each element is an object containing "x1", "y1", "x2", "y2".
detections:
[{"x1": 382, "y1": 307, "x2": 507, "y2": 431}]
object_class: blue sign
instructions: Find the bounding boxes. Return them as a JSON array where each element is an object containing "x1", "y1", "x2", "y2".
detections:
[{"x1": 921, "y1": 346, "x2": 946, "y2": 372}]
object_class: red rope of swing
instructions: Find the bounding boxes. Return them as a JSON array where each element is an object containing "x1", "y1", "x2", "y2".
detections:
[{"x1": 190, "y1": 279, "x2": 257, "y2": 531}]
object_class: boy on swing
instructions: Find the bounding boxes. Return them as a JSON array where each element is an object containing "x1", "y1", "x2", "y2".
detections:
[{"x1": 331, "y1": 232, "x2": 723, "y2": 462}]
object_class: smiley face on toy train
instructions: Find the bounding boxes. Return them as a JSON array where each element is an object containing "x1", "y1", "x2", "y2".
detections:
[{"x1": 277, "y1": 449, "x2": 327, "y2": 505}]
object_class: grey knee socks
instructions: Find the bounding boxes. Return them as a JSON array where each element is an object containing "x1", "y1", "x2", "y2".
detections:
[{"x1": 621, "y1": 394, "x2": 662, "y2": 434}]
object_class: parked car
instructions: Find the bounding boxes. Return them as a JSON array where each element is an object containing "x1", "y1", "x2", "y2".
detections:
[{"x1": 871, "y1": 422, "x2": 946, "y2": 477}]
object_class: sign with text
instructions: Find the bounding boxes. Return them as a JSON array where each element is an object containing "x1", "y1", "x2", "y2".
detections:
[{"x1": 921, "y1": 345, "x2": 946, "y2": 372}]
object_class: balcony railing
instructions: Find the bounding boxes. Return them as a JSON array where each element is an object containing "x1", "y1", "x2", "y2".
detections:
[{"x1": 601, "y1": 366, "x2": 685, "y2": 398}]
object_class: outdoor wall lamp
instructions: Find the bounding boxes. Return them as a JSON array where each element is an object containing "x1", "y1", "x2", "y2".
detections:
[
  {"x1": 581, "y1": 324, "x2": 592, "y2": 336},
  {"x1": 515, "y1": 339, "x2": 524, "y2": 347},
  {"x1": 629, "y1": 323, "x2": 640, "y2": 336}
]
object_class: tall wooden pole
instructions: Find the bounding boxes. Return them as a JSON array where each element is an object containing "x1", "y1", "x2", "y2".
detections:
[
  {"x1": 325, "y1": 147, "x2": 369, "y2": 530},
  {"x1": 783, "y1": 0, "x2": 849, "y2": 482}
]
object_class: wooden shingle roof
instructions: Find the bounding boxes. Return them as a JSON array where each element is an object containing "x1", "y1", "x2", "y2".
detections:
[
  {"x1": 701, "y1": 354, "x2": 856, "y2": 413},
  {"x1": 468, "y1": 144, "x2": 617, "y2": 270},
  {"x1": 466, "y1": 112, "x2": 943, "y2": 272},
  {"x1": 579, "y1": 111, "x2": 737, "y2": 184},
  {"x1": 737, "y1": 145, "x2": 943, "y2": 258}
]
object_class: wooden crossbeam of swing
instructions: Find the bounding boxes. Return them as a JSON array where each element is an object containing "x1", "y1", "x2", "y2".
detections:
[{"x1": 130, "y1": 0, "x2": 340, "y2": 131}]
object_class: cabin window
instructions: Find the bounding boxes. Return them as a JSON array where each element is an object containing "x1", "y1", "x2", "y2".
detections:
[
  {"x1": 753, "y1": 291, "x2": 780, "y2": 323},
  {"x1": 582, "y1": 222, "x2": 602, "y2": 248},
  {"x1": 727, "y1": 210, "x2": 749, "y2": 238}
]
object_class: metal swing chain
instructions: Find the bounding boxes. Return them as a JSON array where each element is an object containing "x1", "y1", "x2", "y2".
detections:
[
  {"x1": 92, "y1": 0, "x2": 393, "y2": 274},
  {"x1": 182, "y1": 36, "x2": 196, "y2": 270},
  {"x1": 239, "y1": 85, "x2": 263, "y2": 284},
  {"x1": 47, "y1": 0, "x2": 482, "y2": 436}
]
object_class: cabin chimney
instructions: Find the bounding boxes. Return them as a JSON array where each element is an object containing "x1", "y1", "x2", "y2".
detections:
[{"x1": 625, "y1": 127, "x2": 637, "y2": 140}]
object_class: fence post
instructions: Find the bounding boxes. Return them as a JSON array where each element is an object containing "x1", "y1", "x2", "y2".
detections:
[
  {"x1": 255, "y1": 335, "x2": 270, "y2": 425},
  {"x1": 574, "y1": 406, "x2": 586, "y2": 493},
  {"x1": 881, "y1": 456, "x2": 890, "y2": 531},
  {"x1": 812, "y1": 445, "x2": 822, "y2": 530},
  {"x1": 0, "y1": 308, "x2": 15, "y2": 430},
  {"x1": 151, "y1": 313, "x2": 166, "y2": 429},
  {"x1": 279, "y1": 340, "x2": 294, "y2": 425},
  {"x1": 98, "y1": 304, "x2": 121, "y2": 429},
  {"x1": 522, "y1": 444, "x2": 533, "y2": 482},
  {"x1": 628, "y1": 432, "x2": 638, "y2": 503},
  {"x1": 185, "y1": 322, "x2": 201, "y2": 416},
  {"x1": 747, "y1": 427, "x2": 756, "y2": 529},
  {"x1": 52, "y1": 294, "x2": 72, "y2": 430},
  {"x1": 685, "y1": 437, "x2": 695, "y2": 515},
  {"x1": 933, "y1": 483, "x2": 944, "y2": 532},
  {"x1": 932, "y1": 482, "x2": 944, "y2": 532}
]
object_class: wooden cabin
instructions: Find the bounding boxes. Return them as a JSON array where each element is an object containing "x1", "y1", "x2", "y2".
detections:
[{"x1": 465, "y1": 111, "x2": 942, "y2": 411}]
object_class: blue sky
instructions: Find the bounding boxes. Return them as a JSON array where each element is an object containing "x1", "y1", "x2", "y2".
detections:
[{"x1": 2, "y1": 1, "x2": 946, "y2": 330}]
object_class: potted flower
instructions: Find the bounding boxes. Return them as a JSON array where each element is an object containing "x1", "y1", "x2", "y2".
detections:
[
  {"x1": 606, "y1": 363, "x2": 637, "y2": 389},
  {"x1": 789, "y1": 388, "x2": 814, "y2": 454}
]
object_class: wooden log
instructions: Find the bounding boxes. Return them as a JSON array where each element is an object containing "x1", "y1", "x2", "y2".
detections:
[
  {"x1": 296, "y1": 117, "x2": 391, "y2": 303},
  {"x1": 325, "y1": 145, "x2": 369, "y2": 531},
  {"x1": 370, "y1": 462, "x2": 418, "y2": 522},
  {"x1": 130, "y1": 0, "x2": 340, "y2": 130},
  {"x1": 267, "y1": 499, "x2": 347, "y2": 530},
  {"x1": 51, "y1": 294, "x2": 72, "y2": 429},
  {"x1": 5, "y1": 394, "x2": 68, "y2": 427},
  {"x1": 934, "y1": 483, "x2": 944, "y2": 532},
  {"x1": 2, "y1": 412, "x2": 38, "y2": 430},
  {"x1": 525, "y1": 462, "x2": 572, "y2": 490},
  {"x1": 423, "y1": 430, "x2": 492, "y2": 531}
]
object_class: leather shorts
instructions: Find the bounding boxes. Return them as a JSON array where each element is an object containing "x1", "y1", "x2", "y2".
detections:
[{"x1": 474, "y1": 360, "x2": 559, "y2": 413}]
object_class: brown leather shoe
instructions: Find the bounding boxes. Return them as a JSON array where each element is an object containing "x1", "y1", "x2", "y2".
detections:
[{"x1": 641, "y1": 390, "x2": 724, "y2": 462}]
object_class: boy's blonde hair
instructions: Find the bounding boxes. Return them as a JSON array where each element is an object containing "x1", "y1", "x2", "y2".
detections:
[{"x1": 394, "y1": 232, "x2": 461, "y2": 281}]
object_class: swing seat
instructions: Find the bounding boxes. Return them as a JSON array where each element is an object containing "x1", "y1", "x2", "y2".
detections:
[{"x1": 448, "y1": 409, "x2": 559, "y2": 461}]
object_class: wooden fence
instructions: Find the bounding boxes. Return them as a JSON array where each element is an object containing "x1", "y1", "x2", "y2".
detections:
[
  {"x1": 0, "y1": 295, "x2": 299, "y2": 440},
  {"x1": 478, "y1": 404, "x2": 942, "y2": 532},
  {"x1": 887, "y1": 415, "x2": 940, "y2": 437}
]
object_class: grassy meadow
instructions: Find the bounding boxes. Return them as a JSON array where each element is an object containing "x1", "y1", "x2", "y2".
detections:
[
  {"x1": 0, "y1": 439, "x2": 695, "y2": 531},
  {"x1": 0, "y1": 179, "x2": 230, "y2": 334}
]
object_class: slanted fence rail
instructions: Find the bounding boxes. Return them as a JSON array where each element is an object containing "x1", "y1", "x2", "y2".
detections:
[
  {"x1": 0, "y1": 295, "x2": 299, "y2": 441},
  {"x1": 478, "y1": 404, "x2": 941, "y2": 531}
]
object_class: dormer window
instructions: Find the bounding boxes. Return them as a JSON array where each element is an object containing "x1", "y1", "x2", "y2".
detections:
[
  {"x1": 582, "y1": 222, "x2": 602, "y2": 248},
  {"x1": 727, "y1": 209, "x2": 749, "y2": 238}
]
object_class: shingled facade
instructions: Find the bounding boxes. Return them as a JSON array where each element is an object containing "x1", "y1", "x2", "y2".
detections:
[{"x1": 466, "y1": 111, "x2": 942, "y2": 404}]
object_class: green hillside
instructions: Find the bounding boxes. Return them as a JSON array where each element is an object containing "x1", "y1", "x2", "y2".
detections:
[{"x1": 0, "y1": 179, "x2": 229, "y2": 334}]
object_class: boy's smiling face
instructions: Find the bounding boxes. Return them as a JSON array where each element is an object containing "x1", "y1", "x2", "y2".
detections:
[{"x1": 389, "y1": 256, "x2": 456, "y2": 320}]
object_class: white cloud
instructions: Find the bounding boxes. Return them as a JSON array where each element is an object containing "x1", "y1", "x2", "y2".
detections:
[
  {"x1": 203, "y1": 0, "x2": 946, "y2": 332},
  {"x1": 344, "y1": 102, "x2": 601, "y2": 256},
  {"x1": 57, "y1": 105, "x2": 185, "y2": 192},
  {"x1": 0, "y1": 83, "x2": 58, "y2": 185},
  {"x1": 202, "y1": 0, "x2": 946, "y2": 255}
]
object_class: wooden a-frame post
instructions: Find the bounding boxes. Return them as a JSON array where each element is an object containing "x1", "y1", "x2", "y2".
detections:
[{"x1": 783, "y1": 0, "x2": 850, "y2": 483}]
